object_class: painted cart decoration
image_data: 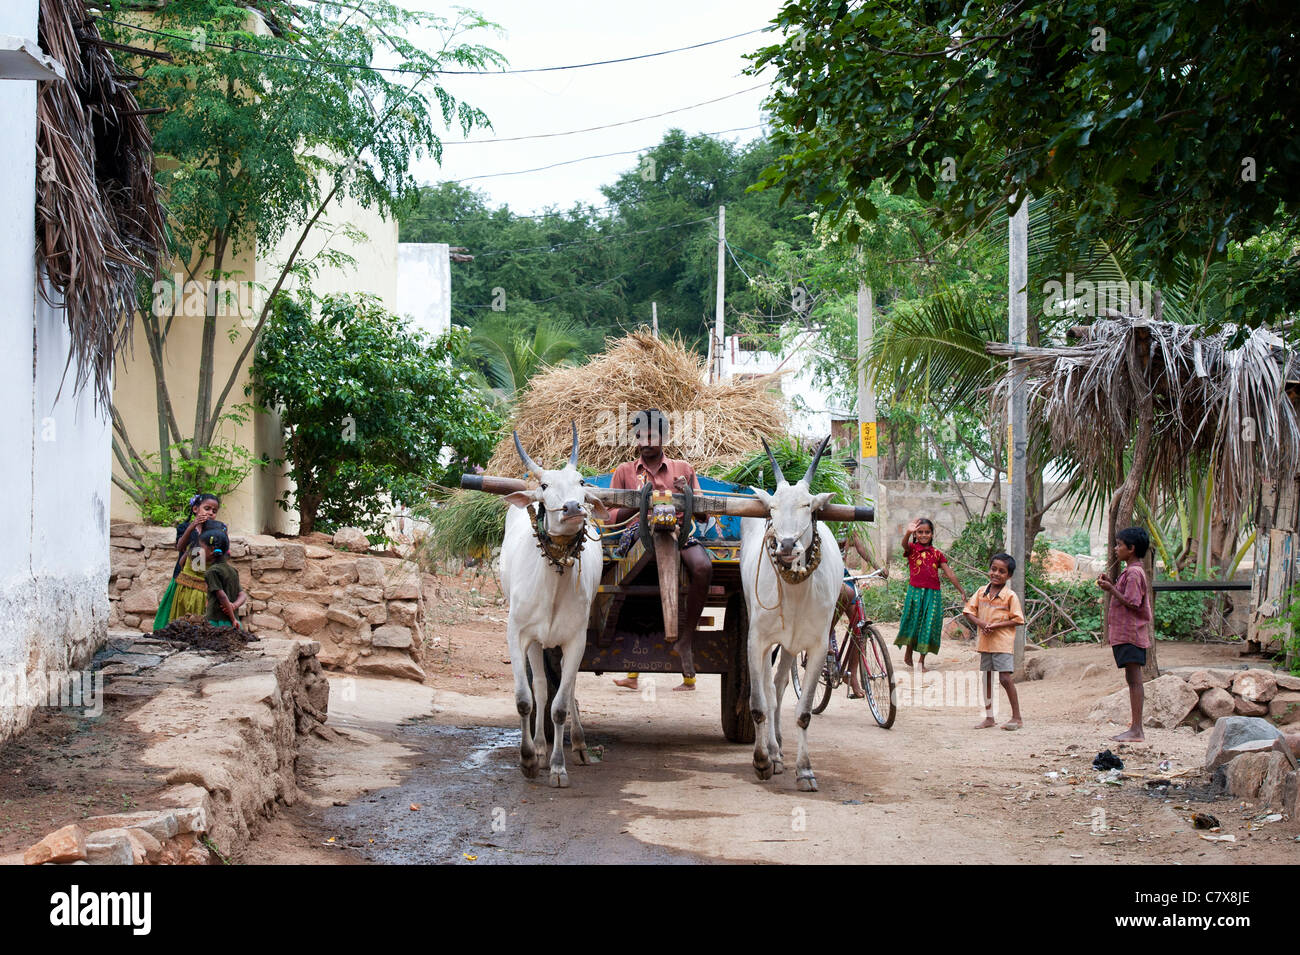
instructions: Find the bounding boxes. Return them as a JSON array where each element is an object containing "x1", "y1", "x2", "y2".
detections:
[{"x1": 461, "y1": 468, "x2": 874, "y2": 744}]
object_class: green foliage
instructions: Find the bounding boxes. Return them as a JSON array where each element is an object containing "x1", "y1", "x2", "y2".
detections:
[
  {"x1": 466, "y1": 314, "x2": 585, "y2": 400},
  {"x1": 1053, "y1": 528, "x2": 1093, "y2": 556},
  {"x1": 401, "y1": 132, "x2": 817, "y2": 351},
  {"x1": 127, "y1": 435, "x2": 260, "y2": 526},
  {"x1": 251, "y1": 293, "x2": 501, "y2": 535},
  {"x1": 750, "y1": 0, "x2": 1300, "y2": 329},
  {"x1": 856, "y1": 579, "x2": 908, "y2": 623},
  {"x1": 946, "y1": 509, "x2": 1008, "y2": 594}
]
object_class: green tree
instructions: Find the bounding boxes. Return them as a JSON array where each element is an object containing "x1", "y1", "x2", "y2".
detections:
[
  {"x1": 466, "y1": 313, "x2": 585, "y2": 401},
  {"x1": 750, "y1": 0, "x2": 1300, "y2": 329},
  {"x1": 251, "y1": 293, "x2": 501, "y2": 536},
  {"x1": 104, "y1": 0, "x2": 501, "y2": 506}
]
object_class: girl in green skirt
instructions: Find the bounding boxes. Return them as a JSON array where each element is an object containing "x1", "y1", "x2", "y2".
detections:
[
  {"x1": 894, "y1": 517, "x2": 967, "y2": 670},
  {"x1": 153, "y1": 494, "x2": 225, "y2": 630}
]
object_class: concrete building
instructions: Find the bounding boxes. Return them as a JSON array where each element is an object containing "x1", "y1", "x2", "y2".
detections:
[
  {"x1": 1, "y1": 0, "x2": 159, "y2": 741},
  {"x1": 397, "y1": 243, "x2": 453, "y2": 342}
]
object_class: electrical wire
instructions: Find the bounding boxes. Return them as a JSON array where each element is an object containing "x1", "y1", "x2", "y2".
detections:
[
  {"x1": 94, "y1": 17, "x2": 768, "y2": 77},
  {"x1": 444, "y1": 84, "x2": 768, "y2": 144},
  {"x1": 474, "y1": 216, "x2": 715, "y2": 258},
  {"x1": 453, "y1": 125, "x2": 764, "y2": 182}
]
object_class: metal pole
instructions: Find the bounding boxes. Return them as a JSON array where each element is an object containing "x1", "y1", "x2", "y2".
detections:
[
  {"x1": 1008, "y1": 196, "x2": 1029, "y2": 676},
  {"x1": 651, "y1": 301, "x2": 658, "y2": 338},
  {"x1": 714, "y1": 205, "x2": 726, "y2": 382},
  {"x1": 857, "y1": 282, "x2": 882, "y2": 567}
]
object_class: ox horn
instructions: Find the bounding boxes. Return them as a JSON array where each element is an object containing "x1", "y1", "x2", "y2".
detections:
[
  {"x1": 803, "y1": 435, "x2": 831, "y2": 487},
  {"x1": 568, "y1": 421, "x2": 580, "y2": 469},
  {"x1": 761, "y1": 437, "x2": 786, "y2": 487},
  {"x1": 513, "y1": 430, "x2": 542, "y2": 478}
]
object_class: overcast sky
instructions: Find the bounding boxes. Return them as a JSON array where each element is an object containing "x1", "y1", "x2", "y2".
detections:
[{"x1": 398, "y1": 0, "x2": 783, "y2": 214}]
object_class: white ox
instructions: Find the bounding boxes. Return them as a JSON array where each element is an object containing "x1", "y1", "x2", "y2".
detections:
[
  {"x1": 500, "y1": 425, "x2": 609, "y2": 787},
  {"x1": 739, "y1": 436, "x2": 844, "y2": 792}
]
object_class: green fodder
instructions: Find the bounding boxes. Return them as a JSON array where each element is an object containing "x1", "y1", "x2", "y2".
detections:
[{"x1": 416, "y1": 490, "x2": 507, "y2": 571}]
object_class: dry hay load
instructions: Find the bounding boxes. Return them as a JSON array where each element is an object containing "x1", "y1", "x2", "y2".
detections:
[{"x1": 485, "y1": 331, "x2": 789, "y2": 477}]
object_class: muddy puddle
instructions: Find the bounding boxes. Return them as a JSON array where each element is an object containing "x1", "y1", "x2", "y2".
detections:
[{"x1": 319, "y1": 721, "x2": 707, "y2": 864}]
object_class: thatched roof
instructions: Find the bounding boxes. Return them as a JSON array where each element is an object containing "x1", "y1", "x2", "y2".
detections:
[
  {"x1": 987, "y1": 317, "x2": 1300, "y2": 518},
  {"x1": 35, "y1": 0, "x2": 166, "y2": 409},
  {"x1": 486, "y1": 331, "x2": 789, "y2": 477}
]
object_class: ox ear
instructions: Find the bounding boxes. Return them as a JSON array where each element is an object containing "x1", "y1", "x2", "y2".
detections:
[
  {"x1": 584, "y1": 491, "x2": 611, "y2": 523},
  {"x1": 809, "y1": 492, "x2": 833, "y2": 513},
  {"x1": 504, "y1": 489, "x2": 541, "y2": 508},
  {"x1": 749, "y1": 487, "x2": 772, "y2": 509}
]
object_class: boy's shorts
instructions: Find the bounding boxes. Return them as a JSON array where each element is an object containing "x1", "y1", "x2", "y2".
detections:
[
  {"x1": 1112, "y1": 643, "x2": 1147, "y2": 668},
  {"x1": 979, "y1": 652, "x2": 1014, "y2": 672}
]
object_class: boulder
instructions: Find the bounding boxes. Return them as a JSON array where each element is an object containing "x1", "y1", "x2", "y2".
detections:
[
  {"x1": 1284, "y1": 727, "x2": 1300, "y2": 759},
  {"x1": 384, "y1": 576, "x2": 421, "y2": 600},
  {"x1": 282, "y1": 602, "x2": 328, "y2": 636},
  {"x1": 1203, "y1": 715, "x2": 1288, "y2": 771},
  {"x1": 1219, "y1": 751, "x2": 1271, "y2": 800},
  {"x1": 325, "y1": 560, "x2": 359, "y2": 585},
  {"x1": 1197, "y1": 687, "x2": 1235, "y2": 720},
  {"x1": 1091, "y1": 676, "x2": 1200, "y2": 728},
  {"x1": 1079, "y1": 662, "x2": 1106, "y2": 681},
  {"x1": 333, "y1": 527, "x2": 370, "y2": 553},
  {"x1": 305, "y1": 544, "x2": 334, "y2": 560},
  {"x1": 1234, "y1": 696, "x2": 1268, "y2": 717},
  {"x1": 355, "y1": 557, "x2": 384, "y2": 587},
  {"x1": 84, "y1": 831, "x2": 135, "y2": 865},
  {"x1": 1276, "y1": 672, "x2": 1300, "y2": 692},
  {"x1": 372, "y1": 624, "x2": 413, "y2": 649},
  {"x1": 281, "y1": 543, "x2": 306, "y2": 571},
  {"x1": 1231, "y1": 669, "x2": 1278, "y2": 703},
  {"x1": 326, "y1": 606, "x2": 365, "y2": 630},
  {"x1": 299, "y1": 562, "x2": 329, "y2": 590},
  {"x1": 88, "y1": 827, "x2": 160, "y2": 865},
  {"x1": 1025, "y1": 655, "x2": 1065, "y2": 681},
  {"x1": 1187, "y1": 669, "x2": 1231, "y2": 692},
  {"x1": 388, "y1": 600, "x2": 418, "y2": 627},
  {"x1": 355, "y1": 650, "x2": 425, "y2": 682},
  {"x1": 1268, "y1": 691, "x2": 1300, "y2": 726},
  {"x1": 24, "y1": 825, "x2": 87, "y2": 865},
  {"x1": 121, "y1": 586, "x2": 161, "y2": 615},
  {"x1": 251, "y1": 554, "x2": 285, "y2": 571},
  {"x1": 247, "y1": 613, "x2": 285, "y2": 631},
  {"x1": 79, "y1": 810, "x2": 179, "y2": 842}
]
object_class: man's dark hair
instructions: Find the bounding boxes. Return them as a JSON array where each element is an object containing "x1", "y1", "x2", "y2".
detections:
[
  {"x1": 1116, "y1": 526, "x2": 1149, "y2": 559},
  {"x1": 629, "y1": 408, "x2": 669, "y2": 444},
  {"x1": 991, "y1": 552, "x2": 1015, "y2": 575}
]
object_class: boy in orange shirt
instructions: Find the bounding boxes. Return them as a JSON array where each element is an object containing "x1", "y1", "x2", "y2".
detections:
[{"x1": 963, "y1": 553, "x2": 1026, "y2": 730}]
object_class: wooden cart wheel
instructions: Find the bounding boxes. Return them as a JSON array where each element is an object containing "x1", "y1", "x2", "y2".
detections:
[{"x1": 720, "y1": 593, "x2": 754, "y2": 743}]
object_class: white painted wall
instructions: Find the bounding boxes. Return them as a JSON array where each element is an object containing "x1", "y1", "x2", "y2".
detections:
[
  {"x1": 0, "y1": 0, "x2": 111, "y2": 741},
  {"x1": 724, "y1": 331, "x2": 852, "y2": 440},
  {"x1": 397, "y1": 243, "x2": 452, "y2": 341}
]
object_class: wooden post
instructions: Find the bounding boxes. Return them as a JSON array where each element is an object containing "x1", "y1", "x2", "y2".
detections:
[
  {"x1": 1008, "y1": 196, "x2": 1029, "y2": 677},
  {"x1": 714, "y1": 205, "x2": 726, "y2": 383},
  {"x1": 651, "y1": 301, "x2": 658, "y2": 338},
  {"x1": 857, "y1": 282, "x2": 882, "y2": 567}
]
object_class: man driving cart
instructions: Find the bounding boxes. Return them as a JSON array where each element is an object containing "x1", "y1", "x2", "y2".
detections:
[{"x1": 609, "y1": 408, "x2": 712, "y2": 692}]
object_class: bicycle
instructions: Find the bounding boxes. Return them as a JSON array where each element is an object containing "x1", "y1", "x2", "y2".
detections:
[{"x1": 791, "y1": 570, "x2": 896, "y2": 728}]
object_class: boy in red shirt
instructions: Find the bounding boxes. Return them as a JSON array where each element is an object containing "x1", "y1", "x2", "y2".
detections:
[{"x1": 1097, "y1": 526, "x2": 1152, "y2": 742}]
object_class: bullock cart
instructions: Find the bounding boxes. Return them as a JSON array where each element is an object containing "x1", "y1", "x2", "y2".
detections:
[{"x1": 462, "y1": 471, "x2": 874, "y2": 745}]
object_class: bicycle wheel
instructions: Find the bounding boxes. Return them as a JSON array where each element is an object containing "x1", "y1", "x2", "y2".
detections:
[{"x1": 857, "y1": 624, "x2": 897, "y2": 728}]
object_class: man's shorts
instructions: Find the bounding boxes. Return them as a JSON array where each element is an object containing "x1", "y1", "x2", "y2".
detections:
[
  {"x1": 1112, "y1": 643, "x2": 1147, "y2": 668},
  {"x1": 979, "y1": 652, "x2": 1014, "y2": 672}
]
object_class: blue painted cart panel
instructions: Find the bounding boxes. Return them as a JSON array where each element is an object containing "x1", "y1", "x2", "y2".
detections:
[{"x1": 586, "y1": 472, "x2": 752, "y2": 541}]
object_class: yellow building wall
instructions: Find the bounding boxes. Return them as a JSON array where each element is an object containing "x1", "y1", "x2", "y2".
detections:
[{"x1": 111, "y1": 200, "x2": 399, "y2": 535}]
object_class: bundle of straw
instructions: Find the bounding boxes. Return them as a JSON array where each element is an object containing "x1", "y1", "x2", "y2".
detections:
[{"x1": 485, "y1": 331, "x2": 789, "y2": 477}]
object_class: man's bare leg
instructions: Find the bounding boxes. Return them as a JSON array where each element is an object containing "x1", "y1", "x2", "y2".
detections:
[{"x1": 669, "y1": 544, "x2": 712, "y2": 690}]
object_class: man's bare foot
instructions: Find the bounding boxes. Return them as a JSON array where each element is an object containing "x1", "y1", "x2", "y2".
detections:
[
  {"x1": 975, "y1": 717, "x2": 996, "y2": 728},
  {"x1": 1001, "y1": 720, "x2": 1022, "y2": 731},
  {"x1": 1111, "y1": 728, "x2": 1144, "y2": 742},
  {"x1": 673, "y1": 682, "x2": 696, "y2": 691},
  {"x1": 613, "y1": 677, "x2": 638, "y2": 689}
]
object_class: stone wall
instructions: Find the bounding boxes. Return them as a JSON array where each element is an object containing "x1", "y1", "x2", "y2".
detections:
[
  {"x1": 109, "y1": 524, "x2": 432, "y2": 681},
  {"x1": 877, "y1": 480, "x2": 1106, "y2": 554}
]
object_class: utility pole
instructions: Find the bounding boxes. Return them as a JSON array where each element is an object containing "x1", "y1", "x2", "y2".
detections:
[
  {"x1": 651, "y1": 301, "x2": 658, "y2": 339},
  {"x1": 856, "y1": 282, "x2": 882, "y2": 566},
  {"x1": 714, "y1": 205, "x2": 726, "y2": 383},
  {"x1": 1007, "y1": 195, "x2": 1029, "y2": 676}
]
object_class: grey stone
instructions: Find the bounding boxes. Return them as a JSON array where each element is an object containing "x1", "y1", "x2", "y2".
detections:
[
  {"x1": 372, "y1": 625, "x2": 413, "y2": 649},
  {"x1": 1203, "y1": 715, "x2": 1288, "y2": 772}
]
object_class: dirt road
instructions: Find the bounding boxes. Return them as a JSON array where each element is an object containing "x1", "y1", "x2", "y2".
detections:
[{"x1": 245, "y1": 620, "x2": 1300, "y2": 865}]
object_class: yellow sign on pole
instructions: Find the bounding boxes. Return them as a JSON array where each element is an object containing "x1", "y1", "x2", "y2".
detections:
[{"x1": 859, "y1": 421, "x2": 877, "y2": 459}]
